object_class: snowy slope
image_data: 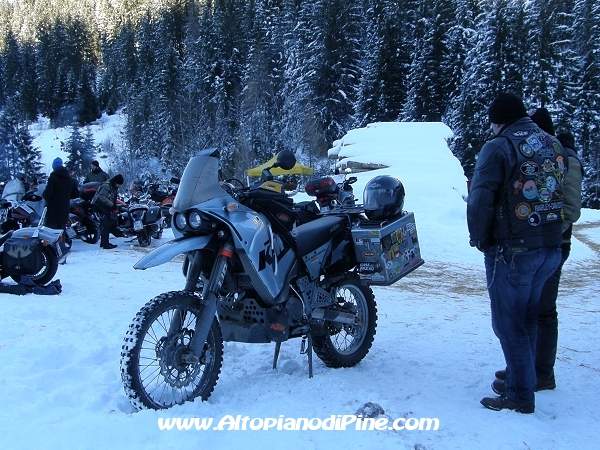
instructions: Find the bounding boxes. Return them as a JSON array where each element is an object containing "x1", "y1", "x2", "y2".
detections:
[{"x1": 0, "y1": 118, "x2": 599, "y2": 449}]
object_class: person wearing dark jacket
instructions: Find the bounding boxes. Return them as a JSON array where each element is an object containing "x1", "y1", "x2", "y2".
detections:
[
  {"x1": 492, "y1": 109, "x2": 584, "y2": 395},
  {"x1": 93, "y1": 174, "x2": 123, "y2": 249},
  {"x1": 84, "y1": 160, "x2": 110, "y2": 184},
  {"x1": 467, "y1": 93, "x2": 563, "y2": 414},
  {"x1": 42, "y1": 157, "x2": 79, "y2": 229}
]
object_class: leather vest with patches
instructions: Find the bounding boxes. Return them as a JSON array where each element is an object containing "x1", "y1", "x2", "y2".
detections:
[{"x1": 495, "y1": 126, "x2": 565, "y2": 248}]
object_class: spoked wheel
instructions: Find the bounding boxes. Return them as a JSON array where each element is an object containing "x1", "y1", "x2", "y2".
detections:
[
  {"x1": 120, "y1": 291, "x2": 223, "y2": 410},
  {"x1": 79, "y1": 217, "x2": 100, "y2": 244},
  {"x1": 136, "y1": 228, "x2": 151, "y2": 247},
  {"x1": 10, "y1": 245, "x2": 58, "y2": 285},
  {"x1": 311, "y1": 276, "x2": 377, "y2": 368}
]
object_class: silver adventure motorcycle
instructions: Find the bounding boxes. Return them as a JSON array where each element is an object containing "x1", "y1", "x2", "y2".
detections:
[{"x1": 120, "y1": 149, "x2": 423, "y2": 410}]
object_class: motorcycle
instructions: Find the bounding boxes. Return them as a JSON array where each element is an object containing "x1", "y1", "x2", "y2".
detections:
[
  {"x1": 116, "y1": 193, "x2": 165, "y2": 247},
  {"x1": 0, "y1": 180, "x2": 46, "y2": 233},
  {"x1": 0, "y1": 207, "x2": 67, "y2": 285},
  {"x1": 148, "y1": 177, "x2": 179, "y2": 228},
  {"x1": 304, "y1": 172, "x2": 358, "y2": 211},
  {"x1": 65, "y1": 182, "x2": 101, "y2": 244},
  {"x1": 120, "y1": 148, "x2": 423, "y2": 410}
]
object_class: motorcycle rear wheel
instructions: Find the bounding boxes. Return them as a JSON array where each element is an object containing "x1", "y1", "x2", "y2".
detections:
[
  {"x1": 10, "y1": 245, "x2": 58, "y2": 285},
  {"x1": 120, "y1": 291, "x2": 223, "y2": 410},
  {"x1": 311, "y1": 276, "x2": 377, "y2": 368},
  {"x1": 136, "y1": 228, "x2": 151, "y2": 247}
]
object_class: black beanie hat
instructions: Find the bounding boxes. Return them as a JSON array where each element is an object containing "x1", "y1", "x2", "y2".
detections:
[
  {"x1": 91, "y1": 160, "x2": 100, "y2": 167},
  {"x1": 111, "y1": 174, "x2": 124, "y2": 185},
  {"x1": 529, "y1": 107, "x2": 555, "y2": 136},
  {"x1": 557, "y1": 131, "x2": 575, "y2": 150},
  {"x1": 488, "y1": 93, "x2": 528, "y2": 125}
]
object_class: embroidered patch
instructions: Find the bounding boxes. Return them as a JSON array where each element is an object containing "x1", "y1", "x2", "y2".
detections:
[
  {"x1": 526, "y1": 133, "x2": 543, "y2": 151},
  {"x1": 537, "y1": 146, "x2": 555, "y2": 158},
  {"x1": 538, "y1": 187, "x2": 552, "y2": 202},
  {"x1": 515, "y1": 202, "x2": 531, "y2": 219},
  {"x1": 520, "y1": 161, "x2": 539, "y2": 176},
  {"x1": 528, "y1": 212, "x2": 542, "y2": 226},
  {"x1": 553, "y1": 142, "x2": 562, "y2": 154},
  {"x1": 546, "y1": 212, "x2": 559, "y2": 221},
  {"x1": 541, "y1": 159, "x2": 555, "y2": 173},
  {"x1": 522, "y1": 181, "x2": 538, "y2": 199},
  {"x1": 513, "y1": 130, "x2": 529, "y2": 137},
  {"x1": 513, "y1": 177, "x2": 523, "y2": 195},
  {"x1": 519, "y1": 142, "x2": 535, "y2": 157},
  {"x1": 546, "y1": 176, "x2": 558, "y2": 192}
]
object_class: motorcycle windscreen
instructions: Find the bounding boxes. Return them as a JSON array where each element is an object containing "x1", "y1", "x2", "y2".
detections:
[
  {"x1": 173, "y1": 148, "x2": 229, "y2": 211},
  {"x1": 2, "y1": 179, "x2": 26, "y2": 202}
]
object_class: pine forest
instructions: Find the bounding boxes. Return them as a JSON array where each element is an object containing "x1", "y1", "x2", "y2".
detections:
[{"x1": 0, "y1": 0, "x2": 599, "y2": 208}]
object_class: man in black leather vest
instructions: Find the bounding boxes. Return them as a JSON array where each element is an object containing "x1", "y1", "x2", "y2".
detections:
[
  {"x1": 492, "y1": 109, "x2": 584, "y2": 396},
  {"x1": 467, "y1": 93, "x2": 563, "y2": 413}
]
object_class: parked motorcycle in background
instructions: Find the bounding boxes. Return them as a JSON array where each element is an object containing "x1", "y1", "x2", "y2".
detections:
[
  {"x1": 65, "y1": 182, "x2": 101, "y2": 244},
  {"x1": 0, "y1": 180, "x2": 46, "y2": 233},
  {"x1": 0, "y1": 208, "x2": 67, "y2": 285},
  {"x1": 115, "y1": 191, "x2": 165, "y2": 247},
  {"x1": 304, "y1": 172, "x2": 358, "y2": 211},
  {"x1": 120, "y1": 148, "x2": 424, "y2": 410},
  {"x1": 148, "y1": 177, "x2": 179, "y2": 228}
]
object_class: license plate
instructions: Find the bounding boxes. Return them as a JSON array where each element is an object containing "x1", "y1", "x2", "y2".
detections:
[{"x1": 133, "y1": 220, "x2": 143, "y2": 231}]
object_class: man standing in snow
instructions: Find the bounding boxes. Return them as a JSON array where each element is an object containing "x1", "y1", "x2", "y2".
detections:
[
  {"x1": 467, "y1": 93, "x2": 563, "y2": 413},
  {"x1": 492, "y1": 109, "x2": 584, "y2": 395},
  {"x1": 84, "y1": 160, "x2": 110, "y2": 184},
  {"x1": 92, "y1": 174, "x2": 123, "y2": 250},
  {"x1": 42, "y1": 157, "x2": 79, "y2": 229}
]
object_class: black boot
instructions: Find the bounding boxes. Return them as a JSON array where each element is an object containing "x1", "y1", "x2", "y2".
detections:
[{"x1": 481, "y1": 395, "x2": 534, "y2": 414}]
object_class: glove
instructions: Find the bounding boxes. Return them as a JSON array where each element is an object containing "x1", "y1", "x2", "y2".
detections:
[{"x1": 470, "y1": 238, "x2": 492, "y2": 253}]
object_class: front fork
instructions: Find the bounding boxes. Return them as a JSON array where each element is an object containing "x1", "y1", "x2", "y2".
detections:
[{"x1": 184, "y1": 241, "x2": 234, "y2": 360}]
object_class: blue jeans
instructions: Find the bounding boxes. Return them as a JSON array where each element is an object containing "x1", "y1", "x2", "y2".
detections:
[
  {"x1": 536, "y1": 242, "x2": 570, "y2": 382},
  {"x1": 484, "y1": 246, "x2": 561, "y2": 404}
]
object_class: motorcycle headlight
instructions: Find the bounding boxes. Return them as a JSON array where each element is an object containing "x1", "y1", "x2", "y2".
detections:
[
  {"x1": 174, "y1": 212, "x2": 187, "y2": 230},
  {"x1": 188, "y1": 210, "x2": 202, "y2": 230}
]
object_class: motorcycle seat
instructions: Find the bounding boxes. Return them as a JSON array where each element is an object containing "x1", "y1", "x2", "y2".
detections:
[{"x1": 294, "y1": 215, "x2": 346, "y2": 257}]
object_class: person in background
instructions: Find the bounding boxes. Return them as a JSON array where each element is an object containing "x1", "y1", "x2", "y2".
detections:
[
  {"x1": 42, "y1": 157, "x2": 79, "y2": 229},
  {"x1": 84, "y1": 160, "x2": 110, "y2": 184},
  {"x1": 467, "y1": 93, "x2": 564, "y2": 414},
  {"x1": 492, "y1": 109, "x2": 584, "y2": 394},
  {"x1": 92, "y1": 174, "x2": 123, "y2": 250}
]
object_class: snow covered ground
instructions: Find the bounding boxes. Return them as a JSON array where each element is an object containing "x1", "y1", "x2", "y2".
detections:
[{"x1": 0, "y1": 119, "x2": 599, "y2": 449}]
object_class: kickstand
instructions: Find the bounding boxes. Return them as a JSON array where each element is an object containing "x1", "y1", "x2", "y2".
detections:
[
  {"x1": 272, "y1": 341, "x2": 281, "y2": 370},
  {"x1": 300, "y1": 335, "x2": 314, "y2": 378}
]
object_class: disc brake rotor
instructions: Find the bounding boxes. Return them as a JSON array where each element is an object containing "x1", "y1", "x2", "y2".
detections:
[{"x1": 155, "y1": 329, "x2": 201, "y2": 388}]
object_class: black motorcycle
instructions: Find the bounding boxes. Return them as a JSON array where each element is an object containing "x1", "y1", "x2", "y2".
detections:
[
  {"x1": 116, "y1": 194, "x2": 165, "y2": 247},
  {"x1": 65, "y1": 182, "x2": 101, "y2": 244},
  {"x1": 0, "y1": 208, "x2": 67, "y2": 285}
]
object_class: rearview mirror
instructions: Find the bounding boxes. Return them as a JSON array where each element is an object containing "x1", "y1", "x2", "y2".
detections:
[{"x1": 274, "y1": 150, "x2": 296, "y2": 171}]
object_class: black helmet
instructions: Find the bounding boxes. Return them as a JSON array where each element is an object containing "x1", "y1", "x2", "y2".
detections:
[{"x1": 363, "y1": 175, "x2": 405, "y2": 220}]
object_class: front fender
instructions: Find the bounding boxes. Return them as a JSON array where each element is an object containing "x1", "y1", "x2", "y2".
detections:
[{"x1": 134, "y1": 235, "x2": 212, "y2": 270}]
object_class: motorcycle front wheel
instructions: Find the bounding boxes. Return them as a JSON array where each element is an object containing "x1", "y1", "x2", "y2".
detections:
[
  {"x1": 120, "y1": 291, "x2": 223, "y2": 410},
  {"x1": 10, "y1": 245, "x2": 58, "y2": 285},
  {"x1": 311, "y1": 276, "x2": 377, "y2": 368}
]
